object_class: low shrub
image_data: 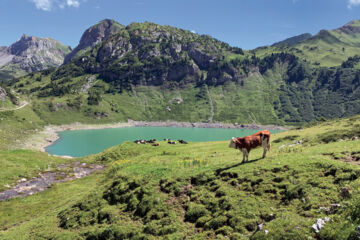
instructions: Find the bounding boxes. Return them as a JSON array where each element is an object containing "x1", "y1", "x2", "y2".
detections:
[{"x1": 185, "y1": 203, "x2": 210, "y2": 223}]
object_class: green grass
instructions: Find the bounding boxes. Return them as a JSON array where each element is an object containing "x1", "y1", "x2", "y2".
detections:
[
  {"x1": 0, "y1": 150, "x2": 76, "y2": 192},
  {"x1": 1, "y1": 115, "x2": 360, "y2": 239},
  {"x1": 0, "y1": 105, "x2": 46, "y2": 150}
]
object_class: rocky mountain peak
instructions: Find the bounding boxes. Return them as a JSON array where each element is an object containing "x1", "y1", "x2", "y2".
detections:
[
  {"x1": 0, "y1": 34, "x2": 71, "y2": 79},
  {"x1": 64, "y1": 19, "x2": 124, "y2": 63}
]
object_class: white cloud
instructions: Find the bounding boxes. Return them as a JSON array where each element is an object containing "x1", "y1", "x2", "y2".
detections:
[
  {"x1": 30, "y1": 0, "x2": 85, "y2": 11},
  {"x1": 348, "y1": 0, "x2": 360, "y2": 9},
  {"x1": 30, "y1": 0, "x2": 52, "y2": 11},
  {"x1": 66, "y1": 0, "x2": 80, "y2": 8}
]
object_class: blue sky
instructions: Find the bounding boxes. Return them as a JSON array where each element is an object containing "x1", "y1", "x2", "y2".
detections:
[{"x1": 0, "y1": 0, "x2": 359, "y2": 49}]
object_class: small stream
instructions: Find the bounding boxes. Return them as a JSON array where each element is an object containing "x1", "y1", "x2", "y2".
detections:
[{"x1": 0, "y1": 162, "x2": 105, "y2": 201}]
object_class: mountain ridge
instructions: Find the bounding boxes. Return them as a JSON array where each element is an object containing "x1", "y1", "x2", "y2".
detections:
[
  {"x1": 7, "y1": 19, "x2": 360, "y2": 125},
  {"x1": 0, "y1": 34, "x2": 71, "y2": 82}
]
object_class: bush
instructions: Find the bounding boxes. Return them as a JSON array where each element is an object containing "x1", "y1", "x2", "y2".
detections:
[
  {"x1": 191, "y1": 172, "x2": 216, "y2": 186},
  {"x1": 58, "y1": 194, "x2": 110, "y2": 229},
  {"x1": 185, "y1": 203, "x2": 210, "y2": 223},
  {"x1": 205, "y1": 215, "x2": 228, "y2": 230},
  {"x1": 85, "y1": 225, "x2": 142, "y2": 240}
]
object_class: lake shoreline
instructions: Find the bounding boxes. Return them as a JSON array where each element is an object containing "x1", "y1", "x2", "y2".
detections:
[{"x1": 22, "y1": 121, "x2": 287, "y2": 154}]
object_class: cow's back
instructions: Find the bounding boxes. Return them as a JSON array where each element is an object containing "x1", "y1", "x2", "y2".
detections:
[{"x1": 243, "y1": 135, "x2": 262, "y2": 151}]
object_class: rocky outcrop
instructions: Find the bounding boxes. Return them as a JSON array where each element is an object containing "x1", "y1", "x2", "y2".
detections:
[
  {"x1": 68, "y1": 21, "x2": 244, "y2": 87},
  {"x1": 0, "y1": 86, "x2": 7, "y2": 101},
  {"x1": 0, "y1": 35, "x2": 71, "y2": 81},
  {"x1": 64, "y1": 19, "x2": 124, "y2": 63},
  {"x1": 7, "y1": 34, "x2": 71, "y2": 72},
  {"x1": 0, "y1": 47, "x2": 13, "y2": 67}
]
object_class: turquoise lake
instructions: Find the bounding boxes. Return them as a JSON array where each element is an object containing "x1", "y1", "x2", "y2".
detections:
[{"x1": 45, "y1": 127, "x2": 281, "y2": 157}]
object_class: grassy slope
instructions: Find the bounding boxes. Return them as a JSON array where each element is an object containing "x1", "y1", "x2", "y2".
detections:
[
  {"x1": 0, "y1": 105, "x2": 46, "y2": 149},
  {"x1": 256, "y1": 21, "x2": 360, "y2": 68},
  {"x1": 11, "y1": 67, "x2": 286, "y2": 126},
  {"x1": 0, "y1": 115, "x2": 360, "y2": 239}
]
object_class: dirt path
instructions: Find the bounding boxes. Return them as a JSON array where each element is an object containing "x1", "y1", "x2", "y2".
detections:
[
  {"x1": 0, "y1": 101, "x2": 28, "y2": 112},
  {"x1": 0, "y1": 162, "x2": 105, "y2": 201}
]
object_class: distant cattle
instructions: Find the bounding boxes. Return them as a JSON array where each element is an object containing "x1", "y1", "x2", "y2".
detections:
[
  {"x1": 152, "y1": 143, "x2": 160, "y2": 147},
  {"x1": 134, "y1": 139, "x2": 156, "y2": 144},
  {"x1": 229, "y1": 130, "x2": 271, "y2": 163},
  {"x1": 178, "y1": 139, "x2": 188, "y2": 144}
]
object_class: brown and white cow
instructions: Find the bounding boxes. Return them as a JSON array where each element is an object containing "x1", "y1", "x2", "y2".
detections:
[{"x1": 229, "y1": 130, "x2": 271, "y2": 163}]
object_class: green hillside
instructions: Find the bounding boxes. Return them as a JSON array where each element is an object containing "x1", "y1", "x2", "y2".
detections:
[
  {"x1": 256, "y1": 20, "x2": 360, "y2": 67},
  {"x1": 3, "y1": 20, "x2": 359, "y2": 126},
  {"x1": 1, "y1": 114, "x2": 360, "y2": 239}
]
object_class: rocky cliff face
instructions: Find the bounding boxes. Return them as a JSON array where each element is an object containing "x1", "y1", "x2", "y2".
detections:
[
  {"x1": 64, "y1": 19, "x2": 124, "y2": 63},
  {"x1": 66, "y1": 21, "x2": 245, "y2": 87},
  {"x1": 0, "y1": 86, "x2": 6, "y2": 101},
  {"x1": 0, "y1": 35, "x2": 71, "y2": 81},
  {"x1": 0, "y1": 47, "x2": 13, "y2": 67},
  {"x1": 8, "y1": 34, "x2": 71, "y2": 72}
]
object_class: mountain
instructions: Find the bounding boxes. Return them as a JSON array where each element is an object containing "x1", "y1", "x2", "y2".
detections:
[
  {"x1": 8, "y1": 19, "x2": 360, "y2": 125},
  {"x1": 257, "y1": 20, "x2": 360, "y2": 67},
  {"x1": 271, "y1": 33, "x2": 312, "y2": 47},
  {"x1": 0, "y1": 35, "x2": 71, "y2": 81},
  {"x1": 64, "y1": 19, "x2": 124, "y2": 63}
]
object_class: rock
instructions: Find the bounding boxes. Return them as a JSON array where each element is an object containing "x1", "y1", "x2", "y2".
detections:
[
  {"x1": 312, "y1": 217, "x2": 330, "y2": 233},
  {"x1": 341, "y1": 187, "x2": 352, "y2": 198},
  {"x1": 7, "y1": 34, "x2": 70, "y2": 73},
  {"x1": 357, "y1": 225, "x2": 360, "y2": 238},
  {"x1": 65, "y1": 19, "x2": 124, "y2": 63},
  {"x1": 258, "y1": 223, "x2": 264, "y2": 231},
  {"x1": 319, "y1": 207, "x2": 330, "y2": 213},
  {"x1": 330, "y1": 203, "x2": 341, "y2": 213},
  {"x1": 0, "y1": 87, "x2": 7, "y2": 101},
  {"x1": 17, "y1": 178, "x2": 27, "y2": 183}
]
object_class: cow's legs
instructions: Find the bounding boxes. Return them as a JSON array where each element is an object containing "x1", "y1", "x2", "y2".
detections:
[
  {"x1": 262, "y1": 147, "x2": 267, "y2": 158},
  {"x1": 241, "y1": 149, "x2": 247, "y2": 163},
  {"x1": 262, "y1": 139, "x2": 268, "y2": 158}
]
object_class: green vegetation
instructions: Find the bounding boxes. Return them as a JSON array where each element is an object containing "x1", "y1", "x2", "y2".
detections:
[
  {"x1": 2, "y1": 20, "x2": 358, "y2": 126},
  {"x1": 0, "y1": 115, "x2": 360, "y2": 239},
  {"x1": 0, "y1": 150, "x2": 74, "y2": 192}
]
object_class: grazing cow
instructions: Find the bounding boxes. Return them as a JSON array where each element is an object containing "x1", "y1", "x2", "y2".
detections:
[
  {"x1": 178, "y1": 139, "x2": 188, "y2": 144},
  {"x1": 152, "y1": 143, "x2": 160, "y2": 147},
  {"x1": 229, "y1": 130, "x2": 271, "y2": 163}
]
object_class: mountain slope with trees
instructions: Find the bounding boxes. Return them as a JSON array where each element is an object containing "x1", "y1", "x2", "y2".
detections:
[{"x1": 7, "y1": 19, "x2": 360, "y2": 125}]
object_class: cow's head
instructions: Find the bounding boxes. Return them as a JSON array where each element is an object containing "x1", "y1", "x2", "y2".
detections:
[{"x1": 229, "y1": 137, "x2": 237, "y2": 149}]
